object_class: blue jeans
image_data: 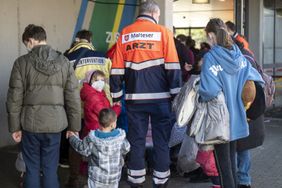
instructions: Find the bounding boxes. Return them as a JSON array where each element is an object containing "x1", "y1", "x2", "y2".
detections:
[
  {"x1": 21, "y1": 131, "x2": 61, "y2": 188},
  {"x1": 237, "y1": 150, "x2": 251, "y2": 185}
]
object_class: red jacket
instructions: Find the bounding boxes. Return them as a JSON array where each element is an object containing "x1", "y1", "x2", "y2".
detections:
[{"x1": 80, "y1": 83, "x2": 121, "y2": 136}]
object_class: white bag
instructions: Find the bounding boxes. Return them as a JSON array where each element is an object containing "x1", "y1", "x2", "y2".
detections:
[
  {"x1": 190, "y1": 91, "x2": 230, "y2": 145},
  {"x1": 189, "y1": 94, "x2": 207, "y2": 137},
  {"x1": 173, "y1": 75, "x2": 200, "y2": 127},
  {"x1": 177, "y1": 134, "x2": 200, "y2": 175}
]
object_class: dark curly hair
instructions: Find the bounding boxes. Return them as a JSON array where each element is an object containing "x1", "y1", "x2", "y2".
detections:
[{"x1": 22, "y1": 24, "x2": 46, "y2": 43}]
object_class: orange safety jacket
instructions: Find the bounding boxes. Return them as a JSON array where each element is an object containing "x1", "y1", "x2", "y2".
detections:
[
  {"x1": 234, "y1": 33, "x2": 254, "y2": 56},
  {"x1": 110, "y1": 15, "x2": 182, "y2": 104}
]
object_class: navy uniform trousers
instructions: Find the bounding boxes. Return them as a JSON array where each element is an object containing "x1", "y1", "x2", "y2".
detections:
[{"x1": 126, "y1": 102, "x2": 173, "y2": 186}]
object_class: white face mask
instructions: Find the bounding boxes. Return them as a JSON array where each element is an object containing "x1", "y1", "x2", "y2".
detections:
[{"x1": 91, "y1": 80, "x2": 105, "y2": 92}]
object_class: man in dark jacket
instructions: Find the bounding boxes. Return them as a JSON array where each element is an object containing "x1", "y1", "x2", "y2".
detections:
[
  {"x1": 174, "y1": 38, "x2": 194, "y2": 83},
  {"x1": 6, "y1": 24, "x2": 81, "y2": 188}
]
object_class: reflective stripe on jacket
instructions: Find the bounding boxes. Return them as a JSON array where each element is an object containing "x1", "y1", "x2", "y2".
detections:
[{"x1": 110, "y1": 15, "x2": 182, "y2": 104}]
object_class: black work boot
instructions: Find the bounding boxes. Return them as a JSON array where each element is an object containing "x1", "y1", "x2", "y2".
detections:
[
  {"x1": 128, "y1": 181, "x2": 144, "y2": 188},
  {"x1": 153, "y1": 181, "x2": 169, "y2": 188}
]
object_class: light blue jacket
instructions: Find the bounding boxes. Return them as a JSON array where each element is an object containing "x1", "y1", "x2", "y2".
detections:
[{"x1": 199, "y1": 44, "x2": 264, "y2": 141}]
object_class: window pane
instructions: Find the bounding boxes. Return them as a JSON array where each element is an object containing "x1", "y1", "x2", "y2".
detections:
[
  {"x1": 275, "y1": 8, "x2": 282, "y2": 65},
  {"x1": 263, "y1": 8, "x2": 274, "y2": 67},
  {"x1": 190, "y1": 28, "x2": 206, "y2": 48},
  {"x1": 274, "y1": 1, "x2": 282, "y2": 105},
  {"x1": 175, "y1": 28, "x2": 189, "y2": 36}
]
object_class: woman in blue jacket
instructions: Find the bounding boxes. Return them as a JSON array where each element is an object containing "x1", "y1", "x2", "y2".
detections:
[{"x1": 199, "y1": 18, "x2": 264, "y2": 188}]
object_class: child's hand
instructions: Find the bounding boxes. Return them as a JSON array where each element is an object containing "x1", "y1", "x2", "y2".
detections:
[
  {"x1": 184, "y1": 63, "x2": 193, "y2": 71},
  {"x1": 113, "y1": 101, "x2": 121, "y2": 106},
  {"x1": 66, "y1": 131, "x2": 78, "y2": 138}
]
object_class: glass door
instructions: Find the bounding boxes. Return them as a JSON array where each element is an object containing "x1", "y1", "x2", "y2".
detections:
[{"x1": 263, "y1": 0, "x2": 282, "y2": 106}]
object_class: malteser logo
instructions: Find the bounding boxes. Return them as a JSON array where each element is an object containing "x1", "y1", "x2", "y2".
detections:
[
  {"x1": 122, "y1": 32, "x2": 161, "y2": 44},
  {"x1": 124, "y1": 35, "x2": 129, "y2": 42}
]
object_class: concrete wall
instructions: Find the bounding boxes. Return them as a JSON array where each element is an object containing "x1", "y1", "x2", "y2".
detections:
[
  {"x1": 0, "y1": 0, "x2": 82, "y2": 147},
  {"x1": 156, "y1": 0, "x2": 174, "y2": 30}
]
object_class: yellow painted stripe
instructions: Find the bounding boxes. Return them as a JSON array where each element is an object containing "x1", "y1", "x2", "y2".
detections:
[{"x1": 108, "y1": 0, "x2": 125, "y2": 49}]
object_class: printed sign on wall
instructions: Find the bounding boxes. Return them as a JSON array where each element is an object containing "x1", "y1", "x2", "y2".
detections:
[{"x1": 89, "y1": 0, "x2": 137, "y2": 52}]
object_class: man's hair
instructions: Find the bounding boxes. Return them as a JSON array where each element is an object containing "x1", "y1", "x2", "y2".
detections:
[
  {"x1": 225, "y1": 21, "x2": 236, "y2": 32},
  {"x1": 139, "y1": 0, "x2": 160, "y2": 15},
  {"x1": 22, "y1": 24, "x2": 47, "y2": 43},
  {"x1": 176, "y1": 34, "x2": 187, "y2": 43},
  {"x1": 99, "y1": 108, "x2": 117, "y2": 128},
  {"x1": 75, "y1": 30, "x2": 92, "y2": 43},
  {"x1": 185, "y1": 36, "x2": 194, "y2": 47}
]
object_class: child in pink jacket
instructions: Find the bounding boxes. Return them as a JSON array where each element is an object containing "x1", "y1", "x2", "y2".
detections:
[{"x1": 196, "y1": 146, "x2": 220, "y2": 188}]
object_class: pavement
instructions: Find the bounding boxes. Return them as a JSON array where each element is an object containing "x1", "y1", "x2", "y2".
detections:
[
  {"x1": 1, "y1": 111, "x2": 282, "y2": 188},
  {"x1": 265, "y1": 106, "x2": 282, "y2": 119}
]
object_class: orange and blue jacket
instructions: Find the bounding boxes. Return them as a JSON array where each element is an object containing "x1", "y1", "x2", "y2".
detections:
[
  {"x1": 234, "y1": 32, "x2": 254, "y2": 56},
  {"x1": 110, "y1": 15, "x2": 182, "y2": 104}
]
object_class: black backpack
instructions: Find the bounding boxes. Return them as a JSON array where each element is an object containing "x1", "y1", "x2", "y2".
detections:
[{"x1": 246, "y1": 81, "x2": 266, "y2": 120}]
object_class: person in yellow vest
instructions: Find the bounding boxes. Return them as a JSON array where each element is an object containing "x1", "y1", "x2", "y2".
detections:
[
  {"x1": 66, "y1": 30, "x2": 112, "y2": 102},
  {"x1": 63, "y1": 30, "x2": 112, "y2": 188}
]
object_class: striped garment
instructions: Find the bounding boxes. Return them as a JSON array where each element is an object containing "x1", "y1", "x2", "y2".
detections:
[{"x1": 69, "y1": 128, "x2": 130, "y2": 185}]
